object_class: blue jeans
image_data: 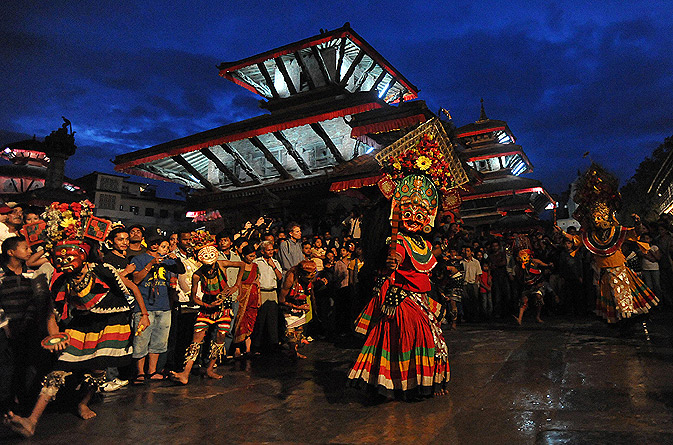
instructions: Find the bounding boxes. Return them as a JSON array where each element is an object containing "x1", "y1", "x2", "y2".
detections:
[{"x1": 132, "y1": 310, "x2": 171, "y2": 358}]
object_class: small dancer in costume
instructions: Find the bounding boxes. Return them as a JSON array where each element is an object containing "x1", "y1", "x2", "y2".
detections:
[
  {"x1": 4, "y1": 201, "x2": 139, "y2": 438},
  {"x1": 556, "y1": 163, "x2": 658, "y2": 325},
  {"x1": 432, "y1": 249, "x2": 465, "y2": 330},
  {"x1": 348, "y1": 122, "x2": 467, "y2": 398},
  {"x1": 232, "y1": 244, "x2": 260, "y2": 357},
  {"x1": 279, "y1": 260, "x2": 316, "y2": 359},
  {"x1": 170, "y1": 232, "x2": 243, "y2": 384},
  {"x1": 512, "y1": 249, "x2": 551, "y2": 325}
]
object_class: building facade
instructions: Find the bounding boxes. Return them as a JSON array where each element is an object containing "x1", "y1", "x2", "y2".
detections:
[{"x1": 76, "y1": 172, "x2": 188, "y2": 228}]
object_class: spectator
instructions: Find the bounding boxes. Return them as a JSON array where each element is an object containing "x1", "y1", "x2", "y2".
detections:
[
  {"x1": 101, "y1": 227, "x2": 150, "y2": 392},
  {"x1": 251, "y1": 240, "x2": 283, "y2": 353},
  {"x1": 131, "y1": 234, "x2": 184, "y2": 383},
  {"x1": 342, "y1": 210, "x2": 362, "y2": 240},
  {"x1": 278, "y1": 222, "x2": 303, "y2": 273},
  {"x1": 0, "y1": 236, "x2": 47, "y2": 416},
  {"x1": 479, "y1": 261, "x2": 493, "y2": 320},
  {"x1": 461, "y1": 247, "x2": 482, "y2": 322},
  {"x1": 0, "y1": 203, "x2": 23, "y2": 247},
  {"x1": 640, "y1": 233, "x2": 663, "y2": 300},
  {"x1": 126, "y1": 225, "x2": 146, "y2": 259},
  {"x1": 310, "y1": 237, "x2": 326, "y2": 271},
  {"x1": 489, "y1": 241, "x2": 512, "y2": 319}
]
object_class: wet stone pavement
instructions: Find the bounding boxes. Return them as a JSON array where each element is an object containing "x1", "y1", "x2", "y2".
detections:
[{"x1": 3, "y1": 310, "x2": 673, "y2": 444}]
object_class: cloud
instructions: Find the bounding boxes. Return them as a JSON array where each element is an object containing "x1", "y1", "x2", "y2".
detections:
[{"x1": 1, "y1": 2, "x2": 672, "y2": 197}]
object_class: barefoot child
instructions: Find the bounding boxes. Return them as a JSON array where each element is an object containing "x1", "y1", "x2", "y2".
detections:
[{"x1": 170, "y1": 234, "x2": 243, "y2": 384}]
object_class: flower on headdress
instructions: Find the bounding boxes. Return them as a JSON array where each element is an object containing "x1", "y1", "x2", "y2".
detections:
[
  {"x1": 60, "y1": 216, "x2": 78, "y2": 228},
  {"x1": 70, "y1": 202, "x2": 82, "y2": 213},
  {"x1": 393, "y1": 161, "x2": 402, "y2": 170},
  {"x1": 58, "y1": 203, "x2": 69, "y2": 212},
  {"x1": 416, "y1": 156, "x2": 432, "y2": 171}
]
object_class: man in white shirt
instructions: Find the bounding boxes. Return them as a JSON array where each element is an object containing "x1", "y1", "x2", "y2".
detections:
[
  {"x1": 461, "y1": 247, "x2": 482, "y2": 322},
  {"x1": 252, "y1": 241, "x2": 283, "y2": 352},
  {"x1": 0, "y1": 203, "x2": 23, "y2": 248}
]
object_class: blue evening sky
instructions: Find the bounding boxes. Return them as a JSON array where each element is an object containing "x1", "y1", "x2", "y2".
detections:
[{"x1": 1, "y1": 1, "x2": 671, "y2": 197}]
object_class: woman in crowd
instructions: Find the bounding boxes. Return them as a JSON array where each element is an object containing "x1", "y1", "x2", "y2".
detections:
[{"x1": 233, "y1": 244, "x2": 260, "y2": 357}]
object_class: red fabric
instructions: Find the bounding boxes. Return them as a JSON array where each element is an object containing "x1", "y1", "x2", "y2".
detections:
[
  {"x1": 68, "y1": 331, "x2": 131, "y2": 350},
  {"x1": 479, "y1": 270, "x2": 490, "y2": 293},
  {"x1": 235, "y1": 264, "x2": 260, "y2": 340},
  {"x1": 218, "y1": 35, "x2": 334, "y2": 74},
  {"x1": 391, "y1": 243, "x2": 432, "y2": 293},
  {"x1": 455, "y1": 126, "x2": 506, "y2": 138},
  {"x1": 329, "y1": 174, "x2": 384, "y2": 192},
  {"x1": 350, "y1": 114, "x2": 426, "y2": 137}
]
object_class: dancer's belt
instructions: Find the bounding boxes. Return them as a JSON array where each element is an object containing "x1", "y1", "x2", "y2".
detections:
[{"x1": 260, "y1": 288, "x2": 277, "y2": 292}]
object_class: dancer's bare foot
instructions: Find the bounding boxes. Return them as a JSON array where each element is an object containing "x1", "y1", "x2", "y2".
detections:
[
  {"x1": 535, "y1": 317, "x2": 544, "y2": 324},
  {"x1": 77, "y1": 404, "x2": 97, "y2": 420},
  {"x1": 169, "y1": 370, "x2": 189, "y2": 385},
  {"x1": 450, "y1": 323, "x2": 457, "y2": 330},
  {"x1": 435, "y1": 388, "x2": 448, "y2": 396},
  {"x1": 512, "y1": 315, "x2": 522, "y2": 326},
  {"x1": 4, "y1": 412, "x2": 36, "y2": 438},
  {"x1": 291, "y1": 350, "x2": 307, "y2": 360},
  {"x1": 205, "y1": 368, "x2": 223, "y2": 380}
]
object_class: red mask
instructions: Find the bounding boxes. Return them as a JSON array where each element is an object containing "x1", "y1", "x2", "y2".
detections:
[{"x1": 52, "y1": 244, "x2": 87, "y2": 273}]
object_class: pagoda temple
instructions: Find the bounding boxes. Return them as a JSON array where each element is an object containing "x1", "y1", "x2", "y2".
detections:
[
  {"x1": 0, "y1": 118, "x2": 84, "y2": 204},
  {"x1": 114, "y1": 24, "x2": 435, "y2": 223},
  {"x1": 455, "y1": 100, "x2": 554, "y2": 231}
]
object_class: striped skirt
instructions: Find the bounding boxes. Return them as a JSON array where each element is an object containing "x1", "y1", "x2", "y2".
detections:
[
  {"x1": 596, "y1": 265, "x2": 659, "y2": 323},
  {"x1": 348, "y1": 280, "x2": 449, "y2": 398},
  {"x1": 59, "y1": 311, "x2": 132, "y2": 370}
]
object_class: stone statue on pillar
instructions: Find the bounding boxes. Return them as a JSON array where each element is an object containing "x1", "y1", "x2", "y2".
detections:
[{"x1": 43, "y1": 117, "x2": 77, "y2": 190}]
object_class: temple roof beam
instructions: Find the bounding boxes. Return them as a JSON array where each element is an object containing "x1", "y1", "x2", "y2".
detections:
[
  {"x1": 220, "y1": 143, "x2": 263, "y2": 184},
  {"x1": 200, "y1": 147, "x2": 243, "y2": 187},
  {"x1": 171, "y1": 154, "x2": 216, "y2": 191},
  {"x1": 272, "y1": 131, "x2": 312, "y2": 175},
  {"x1": 309, "y1": 123, "x2": 345, "y2": 164},
  {"x1": 354, "y1": 59, "x2": 377, "y2": 92},
  {"x1": 371, "y1": 70, "x2": 388, "y2": 94},
  {"x1": 310, "y1": 46, "x2": 332, "y2": 84},
  {"x1": 257, "y1": 62, "x2": 280, "y2": 99},
  {"x1": 340, "y1": 49, "x2": 365, "y2": 87},
  {"x1": 336, "y1": 37, "x2": 347, "y2": 82},
  {"x1": 293, "y1": 51, "x2": 316, "y2": 90},
  {"x1": 248, "y1": 136, "x2": 293, "y2": 179},
  {"x1": 274, "y1": 57, "x2": 298, "y2": 95}
]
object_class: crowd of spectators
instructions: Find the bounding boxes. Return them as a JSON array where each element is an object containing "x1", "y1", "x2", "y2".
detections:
[{"x1": 1, "y1": 199, "x2": 671, "y2": 428}]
